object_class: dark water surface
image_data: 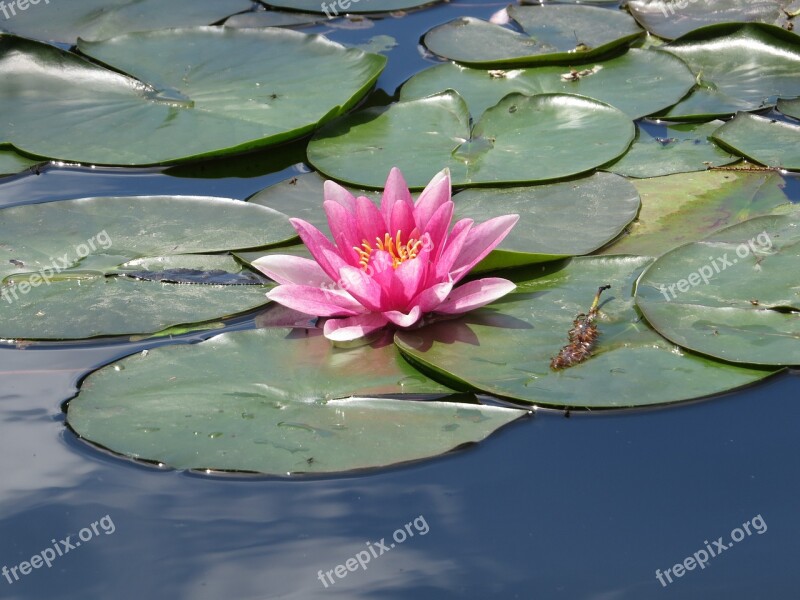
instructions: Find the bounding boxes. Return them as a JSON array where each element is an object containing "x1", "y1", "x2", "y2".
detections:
[{"x1": 1, "y1": 2, "x2": 799, "y2": 598}]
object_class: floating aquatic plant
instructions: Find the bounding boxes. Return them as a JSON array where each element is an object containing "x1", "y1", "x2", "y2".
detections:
[{"x1": 253, "y1": 168, "x2": 519, "y2": 341}]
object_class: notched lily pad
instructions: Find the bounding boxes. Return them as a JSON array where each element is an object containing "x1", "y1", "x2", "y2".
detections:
[
  {"x1": 308, "y1": 90, "x2": 635, "y2": 188},
  {"x1": 66, "y1": 328, "x2": 525, "y2": 475},
  {"x1": 635, "y1": 211, "x2": 800, "y2": 365},
  {"x1": 400, "y1": 49, "x2": 696, "y2": 121},
  {"x1": 661, "y1": 23, "x2": 800, "y2": 120},
  {"x1": 394, "y1": 256, "x2": 777, "y2": 408},
  {"x1": 0, "y1": 28, "x2": 386, "y2": 165},
  {"x1": 0, "y1": 196, "x2": 294, "y2": 339},
  {"x1": 424, "y1": 5, "x2": 643, "y2": 66}
]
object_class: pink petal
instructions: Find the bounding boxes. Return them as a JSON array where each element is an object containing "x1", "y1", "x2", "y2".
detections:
[
  {"x1": 290, "y1": 218, "x2": 347, "y2": 283},
  {"x1": 389, "y1": 199, "x2": 415, "y2": 242},
  {"x1": 410, "y1": 281, "x2": 454, "y2": 313},
  {"x1": 324, "y1": 313, "x2": 389, "y2": 342},
  {"x1": 413, "y1": 168, "x2": 451, "y2": 230},
  {"x1": 355, "y1": 196, "x2": 387, "y2": 248},
  {"x1": 390, "y1": 250, "x2": 429, "y2": 307},
  {"x1": 435, "y1": 278, "x2": 516, "y2": 314},
  {"x1": 267, "y1": 284, "x2": 364, "y2": 317},
  {"x1": 380, "y1": 167, "x2": 413, "y2": 225},
  {"x1": 383, "y1": 305, "x2": 422, "y2": 328},
  {"x1": 450, "y1": 214, "x2": 519, "y2": 283},
  {"x1": 251, "y1": 255, "x2": 332, "y2": 287},
  {"x1": 337, "y1": 265, "x2": 385, "y2": 312},
  {"x1": 367, "y1": 249, "x2": 395, "y2": 294},
  {"x1": 422, "y1": 200, "x2": 454, "y2": 259},
  {"x1": 323, "y1": 179, "x2": 357, "y2": 212},
  {"x1": 435, "y1": 218, "x2": 473, "y2": 281},
  {"x1": 323, "y1": 200, "x2": 361, "y2": 266}
]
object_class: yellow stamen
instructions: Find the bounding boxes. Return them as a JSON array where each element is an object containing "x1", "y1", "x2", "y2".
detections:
[{"x1": 354, "y1": 230, "x2": 424, "y2": 271}]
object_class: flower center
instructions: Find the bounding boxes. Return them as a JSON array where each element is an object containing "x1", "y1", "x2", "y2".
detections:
[{"x1": 354, "y1": 231, "x2": 424, "y2": 271}]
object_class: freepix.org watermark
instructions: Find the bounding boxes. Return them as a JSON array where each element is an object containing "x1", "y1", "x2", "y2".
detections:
[
  {"x1": 317, "y1": 515, "x2": 429, "y2": 588},
  {"x1": 0, "y1": 0, "x2": 50, "y2": 21},
  {"x1": 1, "y1": 230, "x2": 113, "y2": 305},
  {"x1": 321, "y1": 0, "x2": 361, "y2": 19},
  {"x1": 2, "y1": 515, "x2": 116, "y2": 585},
  {"x1": 657, "y1": 0, "x2": 711, "y2": 17},
  {"x1": 658, "y1": 231, "x2": 772, "y2": 302},
  {"x1": 655, "y1": 514, "x2": 767, "y2": 587}
]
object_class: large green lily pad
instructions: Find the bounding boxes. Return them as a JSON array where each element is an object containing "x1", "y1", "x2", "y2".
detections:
[
  {"x1": 453, "y1": 174, "x2": 640, "y2": 271},
  {"x1": 0, "y1": 196, "x2": 295, "y2": 339},
  {"x1": 635, "y1": 212, "x2": 800, "y2": 366},
  {"x1": 308, "y1": 91, "x2": 635, "y2": 188},
  {"x1": 0, "y1": 0, "x2": 252, "y2": 44},
  {"x1": 66, "y1": 328, "x2": 525, "y2": 475},
  {"x1": 627, "y1": 0, "x2": 795, "y2": 40},
  {"x1": 661, "y1": 23, "x2": 800, "y2": 120},
  {"x1": 711, "y1": 112, "x2": 800, "y2": 170},
  {"x1": 600, "y1": 170, "x2": 795, "y2": 256},
  {"x1": 244, "y1": 172, "x2": 639, "y2": 271},
  {"x1": 423, "y1": 5, "x2": 643, "y2": 66},
  {"x1": 399, "y1": 49, "x2": 695, "y2": 120},
  {"x1": 394, "y1": 256, "x2": 776, "y2": 407},
  {"x1": 606, "y1": 121, "x2": 737, "y2": 178},
  {"x1": 0, "y1": 29, "x2": 385, "y2": 165}
]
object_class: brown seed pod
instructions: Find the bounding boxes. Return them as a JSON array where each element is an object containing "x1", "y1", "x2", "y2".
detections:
[{"x1": 550, "y1": 285, "x2": 610, "y2": 370}]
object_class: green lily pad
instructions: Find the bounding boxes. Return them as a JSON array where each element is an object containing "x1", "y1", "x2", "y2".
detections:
[
  {"x1": 423, "y1": 5, "x2": 643, "y2": 66},
  {"x1": 224, "y1": 10, "x2": 325, "y2": 28},
  {"x1": 635, "y1": 212, "x2": 800, "y2": 365},
  {"x1": 0, "y1": 195, "x2": 295, "y2": 339},
  {"x1": 0, "y1": 147, "x2": 38, "y2": 177},
  {"x1": 245, "y1": 171, "x2": 639, "y2": 270},
  {"x1": 264, "y1": 0, "x2": 441, "y2": 14},
  {"x1": 606, "y1": 120, "x2": 737, "y2": 178},
  {"x1": 627, "y1": 0, "x2": 794, "y2": 40},
  {"x1": 600, "y1": 170, "x2": 795, "y2": 256},
  {"x1": 0, "y1": 29, "x2": 385, "y2": 165},
  {"x1": 0, "y1": 0, "x2": 252, "y2": 43},
  {"x1": 778, "y1": 97, "x2": 800, "y2": 119},
  {"x1": 453, "y1": 173, "x2": 640, "y2": 271},
  {"x1": 66, "y1": 328, "x2": 525, "y2": 475},
  {"x1": 308, "y1": 91, "x2": 635, "y2": 188},
  {"x1": 711, "y1": 112, "x2": 800, "y2": 170},
  {"x1": 400, "y1": 49, "x2": 695, "y2": 120},
  {"x1": 661, "y1": 23, "x2": 800, "y2": 120},
  {"x1": 394, "y1": 256, "x2": 776, "y2": 407}
]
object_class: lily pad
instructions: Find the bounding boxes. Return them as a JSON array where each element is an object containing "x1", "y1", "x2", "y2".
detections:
[
  {"x1": 394, "y1": 256, "x2": 776, "y2": 407},
  {"x1": 0, "y1": 29, "x2": 385, "y2": 165},
  {"x1": 606, "y1": 120, "x2": 737, "y2": 178},
  {"x1": 0, "y1": 147, "x2": 38, "y2": 177},
  {"x1": 0, "y1": 0, "x2": 252, "y2": 43},
  {"x1": 453, "y1": 173, "x2": 640, "y2": 271},
  {"x1": 423, "y1": 5, "x2": 643, "y2": 66},
  {"x1": 0, "y1": 196, "x2": 295, "y2": 339},
  {"x1": 661, "y1": 23, "x2": 800, "y2": 120},
  {"x1": 627, "y1": 0, "x2": 794, "y2": 40},
  {"x1": 778, "y1": 97, "x2": 800, "y2": 119},
  {"x1": 66, "y1": 328, "x2": 526, "y2": 475},
  {"x1": 635, "y1": 212, "x2": 800, "y2": 365},
  {"x1": 400, "y1": 49, "x2": 695, "y2": 120},
  {"x1": 600, "y1": 170, "x2": 795, "y2": 256},
  {"x1": 307, "y1": 91, "x2": 635, "y2": 188},
  {"x1": 711, "y1": 112, "x2": 800, "y2": 170},
  {"x1": 224, "y1": 10, "x2": 325, "y2": 29},
  {"x1": 264, "y1": 0, "x2": 442, "y2": 14}
]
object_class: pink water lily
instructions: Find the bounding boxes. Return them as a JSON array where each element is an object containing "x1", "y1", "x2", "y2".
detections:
[{"x1": 252, "y1": 168, "x2": 519, "y2": 342}]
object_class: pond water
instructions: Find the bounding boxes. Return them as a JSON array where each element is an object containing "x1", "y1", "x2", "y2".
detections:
[{"x1": 1, "y1": 1, "x2": 799, "y2": 598}]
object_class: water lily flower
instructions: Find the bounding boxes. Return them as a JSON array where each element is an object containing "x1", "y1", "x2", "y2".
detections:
[{"x1": 253, "y1": 168, "x2": 519, "y2": 342}]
